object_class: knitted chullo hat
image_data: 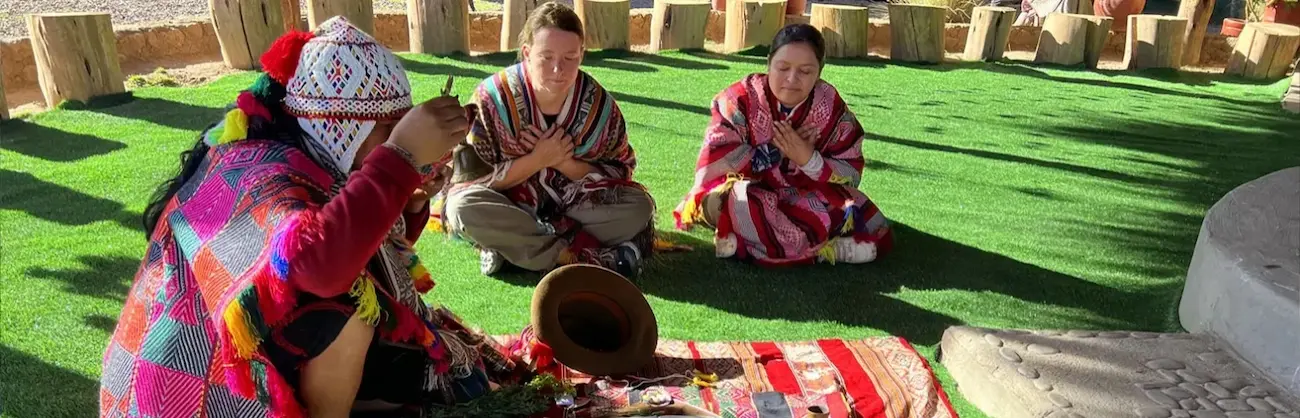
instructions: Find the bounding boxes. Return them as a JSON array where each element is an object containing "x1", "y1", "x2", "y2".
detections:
[{"x1": 283, "y1": 16, "x2": 413, "y2": 178}]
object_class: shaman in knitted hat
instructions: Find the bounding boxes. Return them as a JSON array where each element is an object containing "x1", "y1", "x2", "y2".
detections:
[{"x1": 99, "y1": 16, "x2": 529, "y2": 417}]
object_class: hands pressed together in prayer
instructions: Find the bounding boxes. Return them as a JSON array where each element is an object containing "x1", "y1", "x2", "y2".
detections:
[{"x1": 771, "y1": 121, "x2": 819, "y2": 167}]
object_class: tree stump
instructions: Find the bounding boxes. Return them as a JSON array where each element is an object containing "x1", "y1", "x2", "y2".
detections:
[
  {"x1": 307, "y1": 0, "x2": 374, "y2": 34},
  {"x1": 576, "y1": 0, "x2": 631, "y2": 50},
  {"x1": 282, "y1": 0, "x2": 303, "y2": 31},
  {"x1": 1225, "y1": 22, "x2": 1300, "y2": 80},
  {"x1": 409, "y1": 0, "x2": 470, "y2": 54},
  {"x1": 211, "y1": 0, "x2": 287, "y2": 70},
  {"x1": 650, "y1": 0, "x2": 711, "y2": 52},
  {"x1": 501, "y1": 0, "x2": 542, "y2": 50},
  {"x1": 1123, "y1": 15, "x2": 1189, "y2": 70},
  {"x1": 1283, "y1": 62, "x2": 1299, "y2": 113},
  {"x1": 26, "y1": 13, "x2": 125, "y2": 107},
  {"x1": 724, "y1": 0, "x2": 786, "y2": 53},
  {"x1": 810, "y1": 4, "x2": 870, "y2": 58},
  {"x1": 888, "y1": 4, "x2": 947, "y2": 63},
  {"x1": 1176, "y1": 0, "x2": 1214, "y2": 65},
  {"x1": 1, "y1": 67, "x2": 8, "y2": 121},
  {"x1": 1035, "y1": 13, "x2": 1112, "y2": 68},
  {"x1": 962, "y1": 6, "x2": 1016, "y2": 61}
]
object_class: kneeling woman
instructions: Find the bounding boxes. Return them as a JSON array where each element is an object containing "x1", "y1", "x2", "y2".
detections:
[
  {"x1": 673, "y1": 24, "x2": 894, "y2": 267},
  {"x1": 440, "y1": 2, "x2": 655, "y2": 277},
  {"x1": 100, "y1": 18, "x2": 522, "y2": 417}
]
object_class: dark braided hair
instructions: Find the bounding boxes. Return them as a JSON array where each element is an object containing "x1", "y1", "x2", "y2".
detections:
[{"x1": 141, "y1": 74, "x2": 305, "y2": 236}]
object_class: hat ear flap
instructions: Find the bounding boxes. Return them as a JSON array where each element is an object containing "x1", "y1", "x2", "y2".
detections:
[{"x1": 261, "y1": 30, "x2": 316, "y2": 85}]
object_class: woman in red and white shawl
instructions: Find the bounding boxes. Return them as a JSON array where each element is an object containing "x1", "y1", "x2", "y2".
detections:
[
  {"x1": 674, "y1": 24, "x2": 894, "y2": 267},
  {"x1": 438, "y1": 2, "x2": 655, "y2": 278}
]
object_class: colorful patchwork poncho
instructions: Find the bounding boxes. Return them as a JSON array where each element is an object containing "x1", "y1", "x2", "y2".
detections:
[
  {"x1": 674, "y1": 73, "x2": 893, "y2": 266},
  {"x1": 99, "y1": 18, "x2": 518, "y2": 418},
  {"x1": 440, "y1": 63, "x2": 653, "y2": 256}
]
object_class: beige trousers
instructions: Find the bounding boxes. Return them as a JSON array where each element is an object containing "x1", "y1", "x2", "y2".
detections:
[{"x1": 443, "y1": 185, "x2": 655, "y2": 271}]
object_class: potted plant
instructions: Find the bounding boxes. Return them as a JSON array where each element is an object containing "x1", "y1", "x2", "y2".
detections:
[{"x1": 1264, "y1": 0, "x2": 1300, "y2": 25}]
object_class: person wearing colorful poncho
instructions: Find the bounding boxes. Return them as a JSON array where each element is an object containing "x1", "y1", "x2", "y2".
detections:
[
  {"x1": 435, "y1": 2, "x2": 655, "y2": 278},
  {"x1": 99, "y1": 17, "x2": 527, "y2": 418},
  {"x1": 673, "y1": 24, "x2": 894, "y2": 267}
]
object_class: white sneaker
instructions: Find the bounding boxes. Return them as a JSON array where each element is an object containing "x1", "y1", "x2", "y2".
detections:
[
  {"x1": 480, "y1": 249, "x2": 504, "y2": 275},
  {"x1": 835, "y1": 239, "x2": 877, "y2": 264},
  {"x1": 715, "y1": 233, "x2": 737, "y2": 258}
]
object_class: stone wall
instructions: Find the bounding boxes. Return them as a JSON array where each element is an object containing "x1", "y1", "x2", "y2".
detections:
[{"x1": 1, "y1": 9, "x2": 1241, "y2": 105}]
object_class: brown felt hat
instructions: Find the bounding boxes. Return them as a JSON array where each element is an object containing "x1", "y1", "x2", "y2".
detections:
[{"x1": 531, "y1": 264, "x2": 658, "y2": 376}]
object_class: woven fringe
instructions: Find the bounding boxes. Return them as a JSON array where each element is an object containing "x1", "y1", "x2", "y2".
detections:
[{"x1": 349, "y1": 276, "x2": 381, "y2": 326}]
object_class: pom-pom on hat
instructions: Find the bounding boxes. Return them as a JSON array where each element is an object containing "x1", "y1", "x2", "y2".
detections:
[{"x1": 281, "y1": 16, "x2": 413, "y2": 177}]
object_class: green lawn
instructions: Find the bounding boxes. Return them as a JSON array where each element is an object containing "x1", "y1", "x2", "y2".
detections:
[{"x1": 2, "y1": 51, "x2": 1296, "y2": 417}]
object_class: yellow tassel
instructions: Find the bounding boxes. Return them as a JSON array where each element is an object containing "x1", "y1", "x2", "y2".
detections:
[
  {"x1": 693, "y1": 369, "x2": 719, "y2": 382},
  {"x1": 426, "y1": 217, "x2": 444, "y2": 233},
  {"x1": 223, "y1": 303, "x2": 261, "y2": 359},
  {"x1": 683, "y1": 174, "x2": 744, "y2": 225},
  {"x1": 218, "y1": 109, "x2": 249, "y2": 144},
  {"x1": 818, "y1": 241, "x2": 838, "y2": 265},
  {"x1": 840, "y1": 215, "x2": 854, "y2": 235},
  {"x1": 410, "y1": 263, "x2": 429, "y2": 280},
  {"x1": 349, "y1": 277, "x2": 381, "y2": 326}
]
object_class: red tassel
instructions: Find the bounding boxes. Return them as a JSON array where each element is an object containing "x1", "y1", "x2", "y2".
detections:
[
  {"x1": 260, "y1": 31, "x2": 315, "y2": 85},
  {"x1": 266, "y1": 365, "x2": 306, "y2": 418},
  {"x1": 530, "y1": 341, "x2": 555, "y2": 370},
  {"x1": 236, "y1": 91, "x2": 273, "y2": 121}
]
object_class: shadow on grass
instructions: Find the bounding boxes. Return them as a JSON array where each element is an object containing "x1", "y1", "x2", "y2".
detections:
[
  {"x1": 27, "y1": 255, "x2": 139, "y2": 303},
  {"x1": 0, "y1": 121, "x2": 127, "y2": 162},
  {"x1": 0, "y1": 169, "x2": 142, "y2": 231},
  {"x1": 611, "y1": 90, "x2": 713, "y2": 116},
  {"x1": 0, "y1": 345, "x2": 98, "y2": 417},
  {"x1": 84, "y1": 314, "x2": 119, "y2": 333},
  {"x1": 492, "y1": 222, "x2": 1154, "y2": 345},
  {"x1": 88, "y1": 97, "x2": 223, "y2": 131}
]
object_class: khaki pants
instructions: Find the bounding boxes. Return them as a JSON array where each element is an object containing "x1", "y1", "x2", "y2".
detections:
[{"x1": 443, "y1": 185, "x2": 655, "y2": 271}]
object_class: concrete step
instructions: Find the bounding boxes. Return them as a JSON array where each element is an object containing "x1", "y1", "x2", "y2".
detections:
[{"x1": 940, "y1": 326, "x2": 1300, "y2": 418}]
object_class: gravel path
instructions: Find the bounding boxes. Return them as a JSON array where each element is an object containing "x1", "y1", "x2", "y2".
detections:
[{"x1": 2, "y1": 0, "x2": 892, "y2": 40}]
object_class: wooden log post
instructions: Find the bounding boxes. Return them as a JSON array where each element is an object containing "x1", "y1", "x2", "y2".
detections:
[
  {"x1": 1283, "y1": 62, "x2": 1299, "y2": 113},
  {"x1": 1177, "y1": 0, "x2": 1214, "y2": 65},
  {"x1": 26, "y1": 13, "x2": 125, "y2": 108},
  {"x1": 282, "y1": 0, "x2": 303, "y2": 31},
  {"x1": 888, "y1": 4, "x2": 946, "y2": 64},
  {"x1": 962, "y1": 6, "x2": 1016, "y2": 61},
  {"x1": 810, "y1": 4, "x2": 870, "y2": 58},
  {"x1": 1, "y1": 66, "x2": 8, "y2": 121},
  {"x1": 650, "y1": 0, "x2": 711, "y2": 52},
  {"x1": 1225, "y1": 23, "x2": 1300, "y2": 80},
  {"x1": 501, "y1": 0, "x2": 542, "y2": 50},
  {"x1": 1034, "y1": 13, "x2": 1112, "y2": 67},
  {"x1": 576, "y1": 0, "x2": 631, "y2": 50},
  {"x1": 409, "y1": 0, "x2": 470, "y2": 54},
  {"x1": 307, "y1": 0, "x2": 375, "y2": 34},
  {"x1": 1123, "y1": 15, "x2": 1189, "y2": 70},
  {"x1": 211, "y1": 0, "x2": 287, "y2": 70},
  {"x1": 724, "y1": 0, "x2": 786, "y2": 53}
]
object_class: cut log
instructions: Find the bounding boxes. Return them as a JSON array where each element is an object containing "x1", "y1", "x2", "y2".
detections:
[
  {"x1": 1034, "y1": 13, "x2": 1113, "y2": 68},
  {"x1": 307, "y1": 0, "x2": 374, "y2": 34},
  {"x1": 1, "y1": 65, "x2": 8, "y2": 120},
  {"x1": 724, "y1": 0, "x2": 786, "y2": 53},
  {"x1": 1225, "y1": 22, "x2": 1300, "y2": 80},
  {"x1": 650, "y1": 0, "x2": 711, "y2": 52},
  {"x1": 1283, "y1": 62, "x2": 1299, "y2": 113},
  {"x1": 211, "y1": 0, "x2": 287, "y2": 70},
  {"x1": 1123, "y1": 15, "x2": 1189, "y2": 70},
  {"x1": 810, "y1": 4, "x2": 870, "y2": 58},
  {"x1": 282, "y1": 0, "x2": 303, "y2": 31},
  {"x1": 26, "y1": 13, "x2": 125, "y2": 107},
  {"x1": 501, "y1": 0, "x2": 542, "y2": 50},
  {"x1": 888, "y1": 3, "x2": 947, "y2": 63},
  {"x1": 962, "y1": 6, "x2": 1016, "y2": 61},
  {"x1": 576, "y1": 0, "x2": 631, "y2": 50},
  {"x1": 1176, "y1": 0, "x2": 1214, "y2": 65},
  {"x1": 409, "y1": 0, "x2": 470, "y2": 54}
]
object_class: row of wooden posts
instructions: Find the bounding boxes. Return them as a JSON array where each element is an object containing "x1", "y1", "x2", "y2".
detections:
[{"x1": 4, "y1": 0, "x2": 1299, "y2": 121}]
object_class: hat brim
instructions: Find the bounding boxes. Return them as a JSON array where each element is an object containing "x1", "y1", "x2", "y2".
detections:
[{"x1": 531, "y1": 264, "x2": 657, "y2": 376}]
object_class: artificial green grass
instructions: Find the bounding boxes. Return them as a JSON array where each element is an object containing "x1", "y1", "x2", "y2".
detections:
[{"x1": 2, "y1": 51, "x2": 1297, "y2": 417}]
